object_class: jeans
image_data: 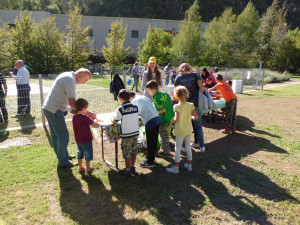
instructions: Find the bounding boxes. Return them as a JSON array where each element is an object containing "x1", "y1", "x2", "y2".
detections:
[
  {"x1": 43, "y1": 109, "x2": 70, "y2": 166},
  {"x1": 192, "y1": 107, "x2": 204, "y2": 148},
  {"x1": 146, "y1": 124, "x2": 159, "y2": 164},
  {"x1": 0, "y1": 98, "x2": 8, "y2": 122},
  {"x1": 77, "y1": 141, "x2": 93, "y2": 161},
  {"x1": 131, "y1": 76, "x2": 138, "y2": 92},
  {"x1": 17, "y1": 84, "x2": 31, "y2": 114},
  {"x1": 165, "y1": 76, "x2": 169, "y2": 85}
]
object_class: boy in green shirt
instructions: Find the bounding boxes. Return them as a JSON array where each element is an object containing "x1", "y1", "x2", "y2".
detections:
[{"x1": 146, "y1": 80, "x2": 174, "y2": 156}]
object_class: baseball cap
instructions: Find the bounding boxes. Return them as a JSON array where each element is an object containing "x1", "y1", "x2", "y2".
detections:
[{"x1": 148, "y1": 57, "x2": 156, "y2": 64}]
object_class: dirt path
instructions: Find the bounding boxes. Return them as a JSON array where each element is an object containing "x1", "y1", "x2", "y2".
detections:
[{"x1": 244, "y1": 79, "x2": 300, "y2": 92}]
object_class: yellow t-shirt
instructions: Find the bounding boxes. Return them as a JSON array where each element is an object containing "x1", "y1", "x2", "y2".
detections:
[{"x1": 174, "y1": 102, "x2": 194, "y2": 136}]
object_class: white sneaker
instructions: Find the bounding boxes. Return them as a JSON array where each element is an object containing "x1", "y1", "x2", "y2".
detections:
[
  {"x1": 184, "y1": 163, "x2": 192, "y2": 172},
  {"x1": 200, "y1": 146, "x2": 205, "y2": 153},
  {"x1": 166, "y1": 166, "x2": 179, "y2": 174},
  {"x1": 191, "y1": 142, "x2": 200, "y2": 148}
]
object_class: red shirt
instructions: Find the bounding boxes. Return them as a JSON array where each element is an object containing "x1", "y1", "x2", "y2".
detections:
[
  {"x1": 214, "y1": 81, "x2": 237, "y2": 102},
  {"x1": 72, "y1": 114, "x2": 94, "y2": 144}
]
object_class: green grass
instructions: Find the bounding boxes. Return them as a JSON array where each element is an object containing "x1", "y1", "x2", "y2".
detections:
[{"x1": 1, "y1": 82, "x2": 300, "y2": 224}]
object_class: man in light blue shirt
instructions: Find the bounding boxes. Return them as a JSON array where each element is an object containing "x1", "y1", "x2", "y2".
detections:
[{"x1": 10, "y1": 60, "x2": 31, "y2": 117}]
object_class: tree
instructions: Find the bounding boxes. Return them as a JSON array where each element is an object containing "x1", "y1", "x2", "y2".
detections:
[
  {"x1": 203, "y1": 8, "x2": 237, "y2": 67},
  {"x1": 30, "y1": 16, "x2": 64, "y2": 74},
  {"x1": 138, "y1": 25, "x2": 173, "y2": 66},
  {"x1": 171, "y1": 0, "x2": 202, "y2": 65},
  {"x1": 63, "y1": 6, "x2": 93, "y2": 71},
  {"x1": 287, "y1": 28, "x2": 300, "y2": 73},
  {"x1": 235, "y1": 2, "x2": 260, "y2": 67},
  {"x1": 0, "y1": 24, "x2": 11, "y2": 70},
  {"x1": 10, "y1": 11, "x2": 35, "y2": 66},
  {"x1": 102, "y1": 19, "x2": 129, "y2": 66}
]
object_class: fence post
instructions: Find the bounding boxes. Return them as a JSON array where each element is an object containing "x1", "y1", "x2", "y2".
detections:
[
  {"x1": 38, "y1": 74, "x2": 46, "y2": 127},
  {"x1": 261, "y1": 68, "x2": 265, "y2": 91},
  {"x1": 225, "y1": 68, "x2": 228, "y2": 79},
  {"x1": 256, "y1": 62, "x2": 262, "y2": 89},
  {"x1": 100, "y1": 65, "x2": 103, "y2": 76},
  {"x1": 123, "y1": 71, "x2": 126, "y2": 88},
  {"x1": 241, "y1": 69, "x2": 245, "y2": 94}
]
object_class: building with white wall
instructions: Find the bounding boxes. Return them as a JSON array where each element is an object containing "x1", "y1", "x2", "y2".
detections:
[{"x1": 0, "y1": 9, "x2": 208, "y2": 50}]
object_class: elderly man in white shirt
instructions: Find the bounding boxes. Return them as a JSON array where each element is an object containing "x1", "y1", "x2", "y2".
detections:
[{"x1": 10, "y1": 60, "x2": 31, "y2": 117}]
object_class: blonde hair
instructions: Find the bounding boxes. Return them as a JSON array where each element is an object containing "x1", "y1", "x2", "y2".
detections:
[
  {"x1": 174, "y1": 85, "x2": 189, "y2": 103},
  {"x1": 75, "y1": 68, "x2": 92, "y2": 79},
  {"x1": 178, "y1": 63, "x2": 195, "y2": 74}
]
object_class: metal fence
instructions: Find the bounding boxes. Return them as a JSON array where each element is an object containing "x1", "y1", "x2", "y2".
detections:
[{"x1": 0, "y1": 66, "x2": 265, "y2": 133}]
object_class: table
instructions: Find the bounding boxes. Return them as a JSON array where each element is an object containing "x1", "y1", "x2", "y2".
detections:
[{"x1": 92, "y1": 113, "x2": 120, "y2": 169}]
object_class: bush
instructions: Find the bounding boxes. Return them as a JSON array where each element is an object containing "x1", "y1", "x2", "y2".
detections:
[{"x1": 264, "y1": 70, "x2": 291, "y2": 83}]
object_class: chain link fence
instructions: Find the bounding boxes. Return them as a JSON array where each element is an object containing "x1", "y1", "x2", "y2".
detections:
[{"x1": 0, "y1": 66, "x2": 265, "y2": 134}]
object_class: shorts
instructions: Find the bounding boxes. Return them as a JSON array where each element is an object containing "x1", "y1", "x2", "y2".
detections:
[
  {"x1": 76, "y1": 141, "x2": 93, "y2": 161},
  {"x1": 121, "y1": 136, "x2": 138, "y2": 159}
]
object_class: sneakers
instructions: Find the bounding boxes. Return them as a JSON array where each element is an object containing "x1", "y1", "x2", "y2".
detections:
[
  {"x1": 86, "y1": 167, "x2": 94, "y2": 174},
  {"x1": 166, "y1": 166, "x2": 179, "y2": 174},
  {"x1": 200, "y1": 146, "x2": 205, "y2": 153},
  {"x1": 78, "y1": 167, "x2": 86, "y2": 173},
  {"x1": 130, "y1": 166, "x2": 136, "y2": 174},
  {"x1": 184, "y1": 163, "x2": 192, "y2": 172},
  {"x1": 118, "y1": 169, "x2": 132, "y2": 177},
  {"x1": 69, "y1": 155, "x2": 76, "y2": 160},
  {"x1": 140, "y1": 161, "x2": 155, "y2": 168},
  {"x1": 191, "y1": 142, "x2": 200, "y2": 148},
  {"x1": 221, "y1": 129, "x2": 233, "y2": 134}
]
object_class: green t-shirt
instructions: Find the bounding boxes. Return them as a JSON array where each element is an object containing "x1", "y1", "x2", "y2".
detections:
[
  {"x1": 174, "y1": 102, "x2": 194, "y2": 136},
  {"x1": 153, "y1": 91, "x2": 174, "y2": 124}
]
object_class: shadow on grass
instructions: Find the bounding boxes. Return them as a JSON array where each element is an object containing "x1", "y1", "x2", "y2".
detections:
[
  {"x1": 57, "y1": 167, "x2": 148, "y2": 225},
  {"x1": 17, "y1": 115, "x2": 36, "y2": 135}
]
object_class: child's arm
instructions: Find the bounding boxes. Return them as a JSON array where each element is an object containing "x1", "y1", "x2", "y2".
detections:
[
  {"x1": 192, "y1": 109, "x2": 198, "y2": 120},
  {"x1": 174, "y1": 111, "x2": 179, "y2": 122},
  {"x1": 158, "y1": 108, "x2": 166, "y2": 114},
  {"x1": 91, "y1": 121, "x2": 100, "y2": 128}
]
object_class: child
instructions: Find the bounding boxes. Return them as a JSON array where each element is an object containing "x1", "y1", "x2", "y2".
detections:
[
  {"x1": 129, "y1": 91, "x2": 162, "y2": 168},
  {"x1": 171, "y1": 70, "x2": 177, "y2": 84},
  {"x1": 208, "y1": 74, "x2": 237, "y2": 134},
  {"x1": 166, "y1": 86, "x2": 198, "y2": 174},
  {"x1": 205, "y1": 76, "x2": 217, "y2": 89},
  {"x1": 113, "y1": 89, "x2": 140, "y2": 176},
  {"x1": 131, "y1": 62, "x2": 139, "y2": 92},
  {"x1": 72, "y1": 98, "x2": 100, "y2": 173},
  {"x1": 146, "y1": 80, "x2": 174, "y2": 157}
]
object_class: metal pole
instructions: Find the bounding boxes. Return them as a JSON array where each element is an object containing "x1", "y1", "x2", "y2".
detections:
[
  {"x1": 115, "y1": 141, "x2": 118, "y2": 170},
  {"x1": 38, "y1": 74, "x2": 46, "y2": 127},
  {"x1": 262, "y1": 68, "x2": 265, "y2": 91},
  {"x1": 256, "y1": 62, "x2": 262, "y2": 89},
  {"x1": 123, "y1": 71, "x2": 126, "y2": 88},
  {"x1": 100, "y1": 65, "x2": 103, "y2": 76}
]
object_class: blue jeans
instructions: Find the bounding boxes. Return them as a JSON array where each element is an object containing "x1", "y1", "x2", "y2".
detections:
[
  {"x1": 131, "y1": 76, "x2": 138, "y2": 91},
  {"x1": 192, "y1": 107, "x2": 204, "y2": 148},
  {"x1": 43, "y1": 109, "x2": 70, "y2": 166},
  {"x1": 165, "y1": 76, "x2": 169, "y2": 85}
]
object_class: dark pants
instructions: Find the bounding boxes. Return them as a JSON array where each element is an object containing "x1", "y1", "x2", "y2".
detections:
[
  {"x1": 0, "y1": 98, "x2": 8, "y2": 122},
  {"x1": 146, "y1": 125, "x2": 159, "y2": 164},
  {"x1": 17, "y1": 84, "x2": 31, "y2": 115},
  {"x1": 131, "y1": 76, "x2": 138, "y2": 92},
  {"x1": 225, "y1": 98, "x2": 237, "y2": 130}
]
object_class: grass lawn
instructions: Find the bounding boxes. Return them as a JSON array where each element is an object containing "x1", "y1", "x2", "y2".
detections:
[{"x1": 0, "y1": 84, "x2": 299, "y2": 224}]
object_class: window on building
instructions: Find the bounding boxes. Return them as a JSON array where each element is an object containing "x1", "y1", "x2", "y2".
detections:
[
  {"x1": 131, "y1": 30, "x2": 139, "y2": 38},
  {"x1": 89, "y1": 28, "x2": 93, "y2": 37}
]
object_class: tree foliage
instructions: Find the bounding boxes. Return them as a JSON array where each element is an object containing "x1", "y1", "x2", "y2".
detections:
[
  {"x1": 171, "y1": 0, "x2": 202, "y2": 65},
  {"x1": 138, "y1": 25, "x2": 173, "y2": 66},
  {"x1": 102, "y1": 19, "x2": 129, "y2": 66},
  {"x1": 63, "y1": 6, "x2": 93, "y2": 71},
  {"x1": 0, "y1": 24, "x2": 11, "y2": 70}
]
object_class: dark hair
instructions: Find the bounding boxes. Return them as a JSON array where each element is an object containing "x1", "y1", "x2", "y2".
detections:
[
  {"x1": 168, "y1": 63, "x2": 172, "y2": 67},
  {"x1": 128, "y1": 91, "x2": 136, "y2": 98},
  {"x1": 207, "y1": 77, "x2": 213, "y2": 81},
  {"x1": 216, "y1": 74, "x2": 223, "y2": 81},
  {"x1": 118, "y1": 89, "x2": 130, "y2": 101},
  {"x1": 214, "y1": 67, "x2": 219, "y2": 73},
  {"x1": 147, "y1": 64, "x2": 161, "y2": 85},
  {"x1": 201, "y1": 67, "x2": 210, "y2": 80},
  {"x1": 227, "y1": 80, "x2": 232, "y2": 87},
  {"x1": 146, "y1": 80, "x2": 158, "y2": 90},
  {"x1": 75, "y1": 98, "x2": 89, "y2": 111}
]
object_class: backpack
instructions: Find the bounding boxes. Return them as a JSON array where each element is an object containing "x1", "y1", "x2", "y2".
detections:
[{"x1": 109, "y1": 73, "x2": 125, "y2": 101}]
